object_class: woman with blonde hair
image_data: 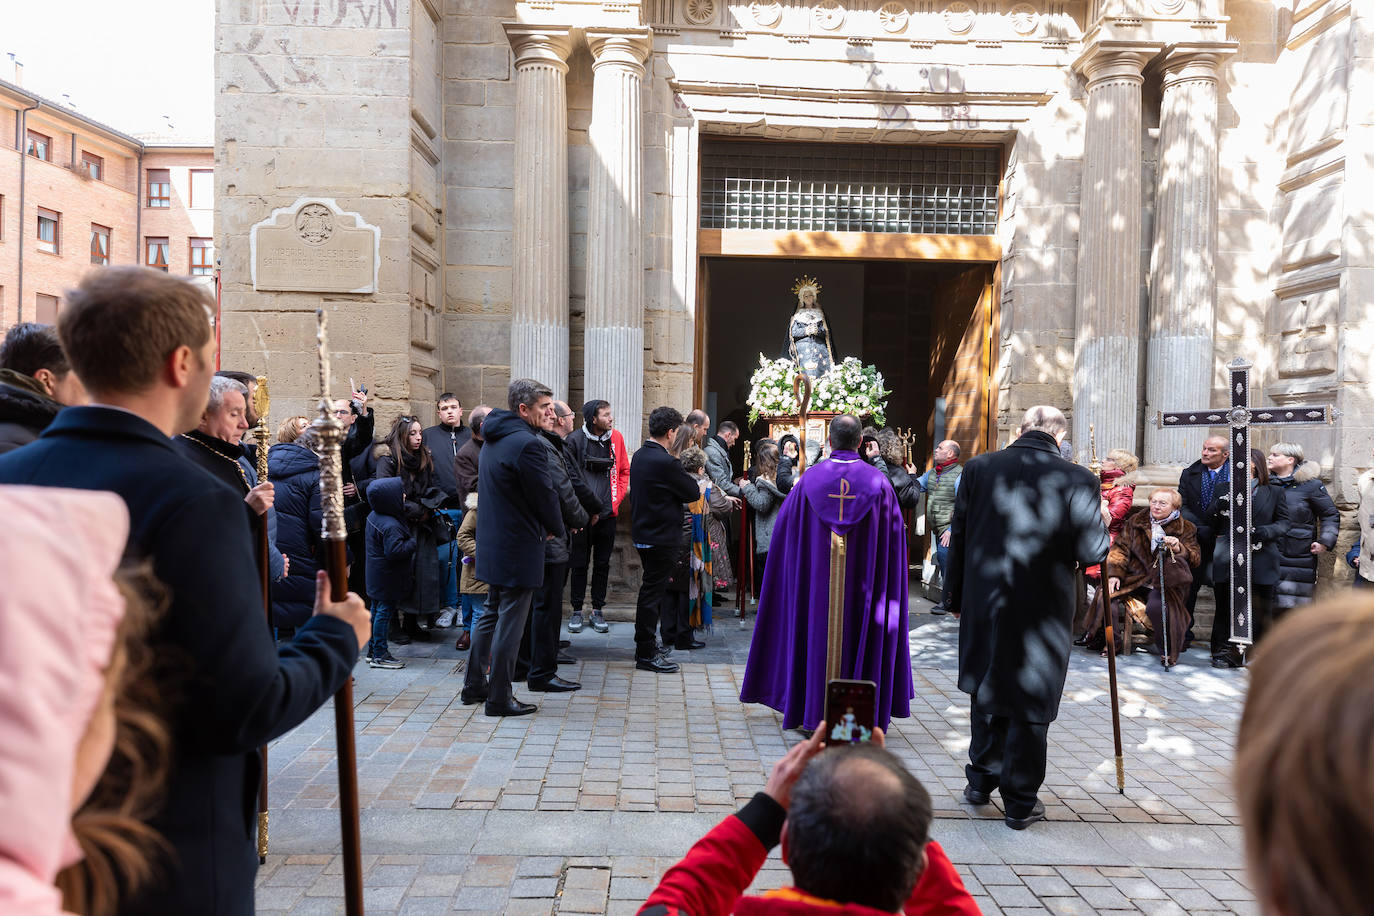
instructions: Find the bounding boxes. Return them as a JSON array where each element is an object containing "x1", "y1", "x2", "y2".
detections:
[
  {"x1": 276, "y1": 415, "x2": 310, "y2": 444},
  {"x1": 1236, "y1": 595, "x2": 1374, "y2": 915},
  {"x1": 1106, "y1": 487, "x2": 1200, "y2": 668},
  {"x1": 1077, "y1": 449, "x2": 1139, "y2": 650},
  {"x1": 0, "y1": 486, "x2": 168, "y2": 916}
]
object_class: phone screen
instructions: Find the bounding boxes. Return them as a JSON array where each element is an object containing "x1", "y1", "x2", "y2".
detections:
[{"x1": 824, "y1": 679, "x2": 877, "y2": 744}]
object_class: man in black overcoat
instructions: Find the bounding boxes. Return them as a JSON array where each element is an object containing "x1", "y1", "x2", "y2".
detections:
[
  {"x1": 461, "y1": 378, "x2": 565, "y2": 717},
  {"x1": 0, "y1": 267, "x2": 371, "y2": 915},
  {"x1": 946, "y1": 406, "x2": 1110, "y2": 830}
]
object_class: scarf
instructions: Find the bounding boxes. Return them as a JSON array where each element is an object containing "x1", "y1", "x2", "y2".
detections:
[
  {"x1": 688, "y1": 488, "x2": 713, "y2": 631},
  {"x1": 1150, "y1": 510, "x2": 1180, "y2": 552},
  {"x1": 934, "y1": 457, "x2": 958, "y2": 477}
]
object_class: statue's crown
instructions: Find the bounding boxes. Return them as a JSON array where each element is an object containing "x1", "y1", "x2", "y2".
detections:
[{"x1": 791, "y1": 276, "x2": 822, "y2": 298}]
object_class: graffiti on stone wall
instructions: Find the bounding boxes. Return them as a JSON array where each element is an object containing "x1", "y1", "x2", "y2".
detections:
[
  {"x1": 278, "y1": 0, "x2": 399, "y2": 28},
  {"x1": 232, "y1": 30, "x2": 324, "y2": 91}
]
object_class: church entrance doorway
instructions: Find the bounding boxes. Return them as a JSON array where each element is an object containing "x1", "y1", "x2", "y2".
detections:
[{"x1": 698, "y1": 254, "x2": 997, "y2": 468}]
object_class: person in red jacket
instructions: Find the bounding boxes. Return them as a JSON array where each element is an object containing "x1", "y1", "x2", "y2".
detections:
[
  {"x1": 1077, "y1": 450, "x2": 1138, "y2": 651},
  {"x1": 640, "y1": 726, "x2": 980, "y2": 916}
]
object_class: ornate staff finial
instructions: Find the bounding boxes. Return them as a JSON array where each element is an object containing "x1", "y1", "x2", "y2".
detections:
[
  {"x1": 311, "y1": 309, "x2": 347, "y2": 543},
  {"x1": 254, "y1": 375, "x2": 271, "y2": 482}
]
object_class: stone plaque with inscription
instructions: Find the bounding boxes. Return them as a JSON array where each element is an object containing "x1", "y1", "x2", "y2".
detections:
[{"x1": 251, "y1": 198, "x2": 380, "y2": 294}]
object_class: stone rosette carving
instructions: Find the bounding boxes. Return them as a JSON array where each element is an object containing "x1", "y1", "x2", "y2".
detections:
[
  {"x1": 684, "y1": 0, "x2": 716, "y2": 25},
  {"x1": 943, "y1": 0, "x2": 974, "y2": 33},
  {"x1": 1008, "y1": 2, "x2": 1039, "y2": 34},
  {"x1": 813, "y1": 0, "x2": 845, "y2": 30},
  {"x1": 1151, "y1": 0, "x2": 1186, "y2": 13},
  {"x1": 877, "y1": 1, "x2": 909, "y2": 32},
  {"x1": 751, "y1": 0, "x2": 783, "y2": 26}
]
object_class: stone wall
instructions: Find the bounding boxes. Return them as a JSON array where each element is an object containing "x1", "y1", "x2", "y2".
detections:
[{"x1": 217, "y1": 0, "x2": 441, "y2": 426}]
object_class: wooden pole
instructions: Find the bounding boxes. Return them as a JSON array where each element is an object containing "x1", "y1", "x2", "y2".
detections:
[{"x1": 1100, "y1": 556, "x2": 1126, "y2": 794}]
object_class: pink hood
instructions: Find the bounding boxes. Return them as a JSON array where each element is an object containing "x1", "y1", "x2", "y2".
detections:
[{"x1": 0, "y1": 486, "x2": 129, "y2": 915}]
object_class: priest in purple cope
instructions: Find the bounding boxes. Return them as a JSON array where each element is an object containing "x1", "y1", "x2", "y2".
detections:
[{"x1": 740, "y1": 414, "x2": 914, "y2": 731}]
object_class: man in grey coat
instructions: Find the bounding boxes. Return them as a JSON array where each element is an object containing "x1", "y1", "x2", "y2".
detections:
[
  {"x1": 947, "y1": 406, "x2": 1110, "y2": 830},
  {"x1": 704, "y1": 420, "x2": 742, "y2": 498}
]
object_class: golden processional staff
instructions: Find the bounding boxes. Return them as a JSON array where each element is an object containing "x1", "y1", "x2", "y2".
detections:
[
  {"x1": 311, "y1": 310, "x2": 365, "y2": 914},
  {"x1": 253, "y1": 377, "x2": 273, "y2": 862},
  {"x1": 1089, "y1": 423, "x2": 1126, "y2": 795}
]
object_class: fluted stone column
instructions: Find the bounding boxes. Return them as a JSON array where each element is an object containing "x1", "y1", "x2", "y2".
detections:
[
  {"x1": 584, "y1": 29, "x2": 652, "y2": 441},
  {"x1": 1144, "y1": 51, "x2": 1226, "y2": 466},
  {"x1": 1072, "y1": 47, "x2": 1155, "y2": 458},
  {"x1": 505, "y1": 26, "x2": 573, "y2": 397}
]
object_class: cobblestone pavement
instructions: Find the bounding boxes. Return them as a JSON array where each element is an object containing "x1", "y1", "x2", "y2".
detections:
[{"x1": 257, "y1": 596, "x2": 1253, "y2": 914}]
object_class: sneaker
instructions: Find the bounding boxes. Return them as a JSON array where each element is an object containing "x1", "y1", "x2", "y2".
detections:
[
  {"x1": 568, "y1": 612, "x2": 585, "y2": 634},
  {"x1": 368, "y1": 655, "x2": 405, "y2": 669},
  {"x1": 435, "y1": 609, "x2": 456, "y2": 628},
  {"x1": 590, "y1": 610, "x2": 609, "y2": 633}
]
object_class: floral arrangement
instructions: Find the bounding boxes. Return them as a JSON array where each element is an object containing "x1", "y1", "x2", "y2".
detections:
[{"x1": 747, "y1": 354, "x2": 891, "y2": 426}]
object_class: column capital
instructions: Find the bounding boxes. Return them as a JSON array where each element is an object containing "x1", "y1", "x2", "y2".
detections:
[
  {"x1": 586, "y1": 27, "x2": 653, "y2": 72},
  {"x1": 1154, "y1": 41, "x2": 1238, "y2": 88},
  {"x1": 1073, "y1": 42, "x2": 1160, "y2": 88},
  {"x1": 503, "y1": 24, "x2": 574, "y2": 69}
]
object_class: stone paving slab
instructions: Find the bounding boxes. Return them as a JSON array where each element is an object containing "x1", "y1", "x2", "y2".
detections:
[{"x1": 257, "y1": 593, "x2": 1253, "y2": 913}]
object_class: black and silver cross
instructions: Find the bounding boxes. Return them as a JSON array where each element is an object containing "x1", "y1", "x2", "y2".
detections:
[{"x1": 1156, "y1": 358, "x2": 1334, "y2": 646}]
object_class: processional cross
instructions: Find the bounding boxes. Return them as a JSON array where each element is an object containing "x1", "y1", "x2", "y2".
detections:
[{"x1": 1156, "y1": 358, "x2": 1334, "y2": 646}]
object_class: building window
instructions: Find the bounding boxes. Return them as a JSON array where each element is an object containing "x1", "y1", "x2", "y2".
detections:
[
  {"x1": 81, "y1": 152, "x2": 104, "y2": 181},
  {"x1": 35, "y1": 294, "x2": 59, "y2": 325},
  {"x1": 26, "y1": 130, "x2": 51, "y2": 161},
  {"x1": 146, "y1": 237, "x2": 170, "y2": 271},
  {"x1": 190, "y1": 238, "x2": 214, "y2": 275},
  {"x1": 189, "y1": 169, "x2": 213, "y2": 209},
  {"x1": 37, "y1": 208, "x2": 60, "y2": 255},
  {"x1": 91, "y1": 224, "x2": 111, "y2": 265},
  {"x1": 147, "y1": 169, "x2": 171, "y2": 208}
]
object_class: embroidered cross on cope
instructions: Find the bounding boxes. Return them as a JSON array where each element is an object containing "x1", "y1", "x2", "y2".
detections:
[
  {"x1": 828, "y1": 478, "x2": 857, "y2": 522},
  {"x1": 1156, "y1": 358, "x2": 1335, "y2": 646}
]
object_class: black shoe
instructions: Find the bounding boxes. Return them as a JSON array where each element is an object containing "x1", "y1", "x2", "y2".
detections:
[
  {"x1": 459, "y1": 686, "x2": 489, "y2": 705},
  {"x1": 391, "y1": 632, "x2": 412, "y2": 646},
  {"x1": 656, "y1": 643, "x2": 673, "y2": 656},
  {"x1": 636, "y1": 654, "x2": 679, "y2": 673},
  {"x1": 557, "y1": 652, "x2": 576, "y2": 665},
  {"x1": 675, "y1": 639, "x2": 707, "y2": 650},
  {"x1": 485, "y1": 698, "x2": 537, "y2": 717},
  {"x1": 963, "y1": 785, "x2": 991, "y2": 806},
  {"x1": 1211, "y1": 654, "x2": 1242, "y2": 669},
  {"x1": 1072, "y1": 634, "x2": 1089, "y2": 647},
  {"x1": 1005, "y1": 800, "x2": 1046, "y2": 830},
  {"x1": 559, "y1": 639, "x2": 572, "y2": 648},
  {"x1": 527, "y1": 676, "x2": 582, "y2": 692}
]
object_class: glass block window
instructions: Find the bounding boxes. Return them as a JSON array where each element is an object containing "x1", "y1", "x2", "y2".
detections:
[{"x1": 700, "y1": 140, "x2": 1000, "y2": 235}]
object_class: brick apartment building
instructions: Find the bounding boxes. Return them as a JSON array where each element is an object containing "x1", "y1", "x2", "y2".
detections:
[{"x1": 0, "y1": 76, "x2": 212, "y2": 330}]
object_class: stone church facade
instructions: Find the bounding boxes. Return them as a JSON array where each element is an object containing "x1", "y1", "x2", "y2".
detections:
[{"x1": 215, "y1": 0, "x2": 1370, "y2": 512}]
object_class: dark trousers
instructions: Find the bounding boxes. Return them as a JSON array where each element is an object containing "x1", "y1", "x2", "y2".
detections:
[
  {"x1": 661, "y1": 590, "x2": 690, "y2": 649},
  {"x1": 570, "y1": 514, "x2": 617, "y2": 613},
  {"x1": 1212, "y1": 582, "x2": 1275, "y2": 657},
  {"x1": 752, "y1": 550, "x2": 767, "y2": 598},
  {"x1": 635, "y1": 546, "x2": 675, "y2": 659},
  {"x1": 966, "y1": 697, "x2": 1050, "y2": 820},
  {"x1": 464, "y1": 584, "x2": 535, "y2": 706},
  {"x1": 522, "y1": 561, "x2": 568, "y2": 683}
]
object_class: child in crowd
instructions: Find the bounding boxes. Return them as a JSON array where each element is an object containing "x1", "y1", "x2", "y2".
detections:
[
  {"x1": 364, "y1": 477, "x2": 415, "y2": 669},
  {"x1": 454, "y1": 492, "x2": 486, "y2": 651}
]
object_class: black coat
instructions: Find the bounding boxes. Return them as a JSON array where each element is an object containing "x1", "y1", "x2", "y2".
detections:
[
  {"x1": 1272, "y1": 461, "x2": 1340, "y2": 609},
  {"x1": 0, "y1": 370, "x2": 60, "y2": 454},
  {"x1": 0, "y1": 407, "x2": 357, "y2": 915},
  {"x1": 267, "y1": 442, "x2": 323, "y2": 628},
  {"x1": 629, "y1": 439, "x2": 701, "y2": 548},
  {"x1": 475, "y1": 410, "x2": 564, "y2": 588},
  {"x1": 948, "y1": 430, "x2": 1110, "y2": 723},
  {"x1": 541, "y1": 431, "x2": 592, "y2": 564},
  {"x1": 422, "y1": 421, "x2": 471, "y2": 503},
  {"x1": 365, "y1": 477, "x2": 417, "y2": 606},
  {"x1": 1207, "y1": 481, "x2": 1289, "y2": 587},
  {"x1": 1178, "y1": 459, "x2": 1226, "y2": 581}
]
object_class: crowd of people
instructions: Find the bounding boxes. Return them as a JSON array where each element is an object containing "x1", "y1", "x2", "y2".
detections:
[{"x1": 2, "y1": 264, "x2": 1373, "y2": 916}]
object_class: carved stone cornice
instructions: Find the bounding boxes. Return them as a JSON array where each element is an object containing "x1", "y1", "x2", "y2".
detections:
[
  {"x1": 586, "y1": 27, "x2": 653, "y2": 71},
  {"x1": 503, "y1": 24, "x2": 575, "y2": 70}
]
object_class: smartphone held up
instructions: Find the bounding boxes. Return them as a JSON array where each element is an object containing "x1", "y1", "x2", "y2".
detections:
[{"x1": 825, "y1": 679, "x2": 877, "y2": 745}]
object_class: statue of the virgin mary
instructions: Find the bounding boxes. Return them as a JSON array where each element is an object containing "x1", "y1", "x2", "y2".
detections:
[{"x1": 784, "y1": 276, "x2": 835, "y2": 379}]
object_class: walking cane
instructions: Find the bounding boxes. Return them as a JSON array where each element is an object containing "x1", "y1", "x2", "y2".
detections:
[
  {"x1": 1157, "y1": 545, "x2": 1172, "y2": 670},
  {"x1": 312, "y1": 311, "x2": 365, "y2": 915},
  {"x1": 1099, "y1": 554, "x2": 1126, "y2": 795},
  {"x1": 253, "y1": 378, "x2": 272, "y2": 863}
]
